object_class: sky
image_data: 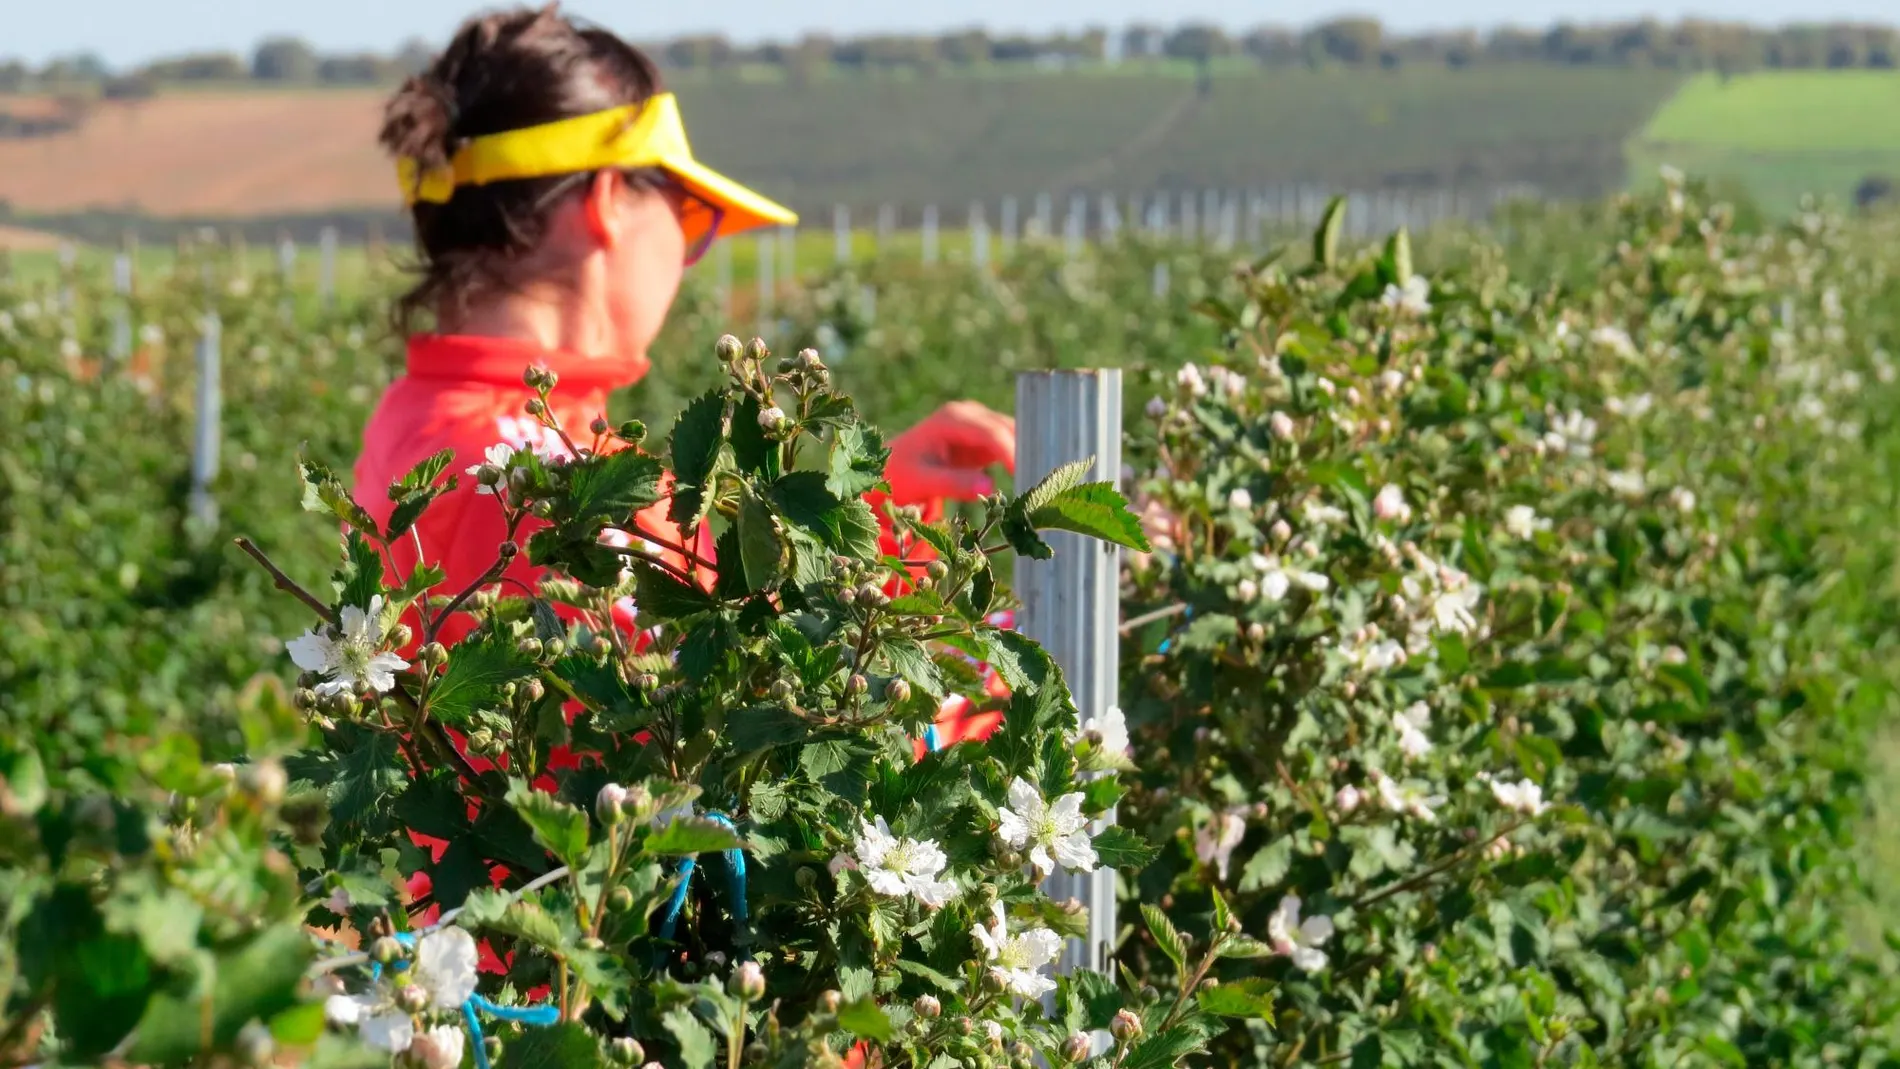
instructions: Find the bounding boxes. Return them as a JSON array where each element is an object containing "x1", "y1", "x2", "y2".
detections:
[{"x1": 12, "y1": 0, "x2": 1900, "y2": 67}]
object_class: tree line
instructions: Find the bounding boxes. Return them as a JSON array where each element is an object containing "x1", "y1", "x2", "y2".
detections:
[{"x1": 3, "y1": 16, "x2": 1898, "y2": 95}]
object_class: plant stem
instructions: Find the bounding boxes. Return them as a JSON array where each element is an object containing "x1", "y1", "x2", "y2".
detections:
[
  {"x1": 607, "y1": 545, "x2": 704, "y2": 590},
  {"x1": 1120, "y1": 602, "x2": 1189, "y2": 633},
  {"x1": 1348, "y1": 818, "x2": 1529, "y2": 910},
  {"x1": 631, "y1": 521, "x2": 718, "y2": 572},
  {"x1": 233, "y1": 536, "x2": 334, "y2": 622}
]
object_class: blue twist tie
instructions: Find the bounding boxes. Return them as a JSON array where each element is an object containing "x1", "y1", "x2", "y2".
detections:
[{"x1": 653, "y1": 811, "x2": 750, "y2": 965}]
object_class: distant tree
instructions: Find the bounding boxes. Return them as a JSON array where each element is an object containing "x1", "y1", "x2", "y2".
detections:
[
  {"x1": 316, "y1": 53, "x2": 395, "y2": 84},
  {"x1": 936, "y1": 29, "x2": 990, "y2": 65},
  {"x1": 102, "y1": 73, "x2": 156, "y2": 100},
  {"x1": 253, "y1": 37, "x2": 319, "y2": 81},
  {"x1": 989, "y1": 36, "x2": 1041, "y2": 62},
  {"x1": 1309, "y1": 17, "x2": 1384, "y2": 65},
  {"x1": 141, "y1": 52, "x2": 246, "y2": 82},
  {"x1": 1856, "y1": 175, "x2": 1894, "y2": 210},
  {"x1": 0, "y1": 61, "x2": 28, "y2": 92},
  {"x1": 1163, "y1": 24, "x2": 1234, "y2": 62},
  {"x1": 665, "y1": 35, "x2": 734, "y2": 70},
  {"x1": 393, "y1": 39, "x2": 436, "y2": 77},
  {"x1": 1121, "y1": 24, "x2": 1165, "y2": 60},
  {"x1": 39, "y1": 52, "x2": 111, "y2": 83},
  {"x1": 1241, "y1": 26, "x2": 1300, "y2": 67}
]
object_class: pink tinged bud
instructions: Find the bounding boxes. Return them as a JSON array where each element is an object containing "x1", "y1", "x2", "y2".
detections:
[{"x1": 1335, "y1": 785, "x2": 1363, "y2": 812}]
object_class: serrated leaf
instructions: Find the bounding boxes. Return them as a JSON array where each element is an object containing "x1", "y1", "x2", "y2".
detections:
[
  {"x1": 335, "y1": 528, "x2": 385, "y2": 611},
  {"x1": 647, "y1": 816, "x2": 744, "y2": 855},
  {"x1": 1029, "y1": 482, "x2": 1152, "y2": 552},
  {"x1": 827, "y1": 422, "x2": 888, "y2": 499},
  {"x1": 1314, "y1": 195, "x2": 1346, "y2": 269},
  {"x1": 300, "y1": 455, "x2": 379, "y2": 533},
  {"x1": 1197, "y1": 976, "x2": 1276, "y2": 1020},
  {"x1": 1018, "y1": 457, "x2": 1096, "y2": 515},
  {"x1": 507, "y1": 1021, "x2": 607, "y2": 1069},
  {"x1": 664, "y1": 1008, "x2": 718, "y2": 1069},
  {"x1": 1218, "y1": 935, "x2": 1274, "y2": 959},
  {"x1": 738, "y1": 487, "x2": 786, "y2": 592},
  {"x1": 428, "y1": 634, "x2": 539, "y2": 725},
  {"x1": 394, "y1": 448, "x2": 455, "y2": 495},
  {"x1": 633, "y1": 560, "x2": 719, "y2": 619},
  {"x1": 875, "y1": 635, "x2": 946, "y2": 700},
  {"x1": 1091, "y1": 825, "x2": 1158, "y2": 870},
  {"x1": 1386, "y1": 227, "x2": 1414, "y2": 284},
  {"x1": 1239, "y1": 838, "x2": 1293, "y2": 893},
  {"x1": 669, "y1": 390, "x2": 727, "y2": 528},
  {"x1": 506, "y1": 779, "x2": 590, "y2": 868},
  {"x1": 730, "y1": 394, "x2": 777, "y2": 476},
  {"x1": 1141, "y1": 903, "x2": 1188, "y2": 968},
  {"x1": 563, "y1": 449, "x2": 664, "y2": 525}
]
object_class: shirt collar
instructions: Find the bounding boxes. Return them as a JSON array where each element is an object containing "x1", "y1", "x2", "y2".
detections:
[{"x1": 404, "y1": 334, "x2": 650, "y2": 392}]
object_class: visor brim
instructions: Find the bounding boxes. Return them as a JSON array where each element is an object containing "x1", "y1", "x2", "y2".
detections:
[{"x1": 662, "y1": 156, "x2": 798, "y2": 236}]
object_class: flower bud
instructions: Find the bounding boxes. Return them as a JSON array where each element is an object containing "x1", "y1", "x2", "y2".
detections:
[
  {"x1": 370, "y1": 935, "x2": 403, "y2": 964},
  {"x1": 797, "y1": 348, "x2": 823, "y2": 369},
  {"x1": 597, "y1": 783, "x2": 629, "y2": 825},
  {"x1": 466, "y1": 728, "x2": 496, "y2": 754},
  {"x1": 636, "y1": 673, "x2": 661, "y2": 693},
  {"x1": 820, "y1": 990, "x2": 842, "y2": 1013},
  {"x1": 522, "y1": 367, "x2": 544, "y2": 389},
  {"x1": 499, "y1": 539, "x2": 520, "y2": 559},
  {"x1": 419, "y1": 642, "x2": 449, "y2": 669},
  {"x1": 1335, "y1": 785, "x2": 1363, "y2": 813},
  {"x1": 845, "y1": 674, "x2": 869, "y2": 698},
  {"x1": 1269, "y1": 411, "x2": 1296, "y2": 440},
  {"x1": 610, "y1": 1038, "x2": 645, "y2": 1066},
  {"x1": 236, "y1": 1020, "x2": 275, "y2": 1067},
  {"x1": 520, "y1": 678, "x2": 546, "y2": 704},
  {"x1": 925, "y1": 560, "x2": 949, "y2": 582},
  {"x1": 839, "y1": 587, "x2": 858, "y2": 605},
  {"x1": 913, "y1": 995, "x2": 942, "y2": 1019},
  {"x1": 580, "y1": 936, "x2": 606, "y2": 952},
  {"x1": 517, "y1": 637, "x2": 544, "y2": 659},
  {"x1": 525, "y1": 397, "x2": 547, "y2": 416},
  {"x1": 1110, "y1": 1009, "x2": 1143, "y2": 1043},
  {"x1": 770, "y1": 679, "x2": 797, "y2": 702},
  {"x1": 293, "y1": 687, "x2": 320, "y2": 710},
  {"x1": 1061, "y1": 1033, "x2": 1091, "y2": 1064},
  {"x1": 982, "y1": 968, "x2": 1010, "y2": 994},
  {"x1": 398, "y1": 980, "x2": 431, "y2": 1013},
  {"x1": 620, "y1": 783, "x2": 654, "y2": 821},
  {"x1": 730, "y1": 961, "x2": 767, "y2": 1001},
  {"x1": 241, "y1": 760, "x2": 287, "y2": 806},
  {"x1": 608, "y1": 886, "x2": 636, "y2": 913},
  {"x1": 745, "y1": 337, "x2": 770, "y2": 362},
  {"x1": 759, "y1": 405, "x2": 788, "y2": 430},
  {"x1": 590, "y1": 417, "x2": 612, "y2": 436},
  {"x1": 715, "y1": 334, "x2": 745, "y2": 363},
  {"x1": 1269, "y1": 519, "x2": 1292, "y2": 544},
  {"x1": 619, "y1": 419, "x2": 648, "y2": 442},
  {"x1": 885, "y1": 679, "x2": 912, "y2": 704}
]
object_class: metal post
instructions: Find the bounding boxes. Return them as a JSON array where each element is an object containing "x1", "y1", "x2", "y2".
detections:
[
  {"x1": 922, "y1": 205, "x2": 939, "y2": 265},
  {"x1": 1000, "y1": 197, "x2": 1018, "y2": 258},
  {"x1": 970, "y1": 202, "x2": 990, "y2": 272},
  {"x1": 778, "y1": 224, "x2": 796, "y2": 292},
  {"x1": 1180, "y1": 192, "x2": 1197, "y2": 245},
  {"x1": 111, "y1": 252, "x2": 134, "y2": 362},
  {"x1": 189, "y1": 313, "x2": 222, "y2": 529},
  {"x1": 1033, "y1": 193, "x2": 1052, "y2": 240},
  {"x1": 877, "y1": 204, "x2": 895, "y2": 253},
  {"x1": 319, "y1": 226, "x2": 338, "y2": 309},
  {"x1": 1152, "y1": 260, "x2": 1169, "y2": 299},
  {"x1": 834, "y1": 205, "x2": 851, "y2": 264},
  {"x1": 1014, "y1": 369, "x2": 1122, "y2": 993},
  {"x1": 1064, "y1": 197, "x2": 1084, "y2": 261}
]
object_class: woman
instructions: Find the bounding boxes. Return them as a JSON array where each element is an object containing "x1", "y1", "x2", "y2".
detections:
[{"x1": 352, "y1": 4, "x2": 1015, "y2": 755}]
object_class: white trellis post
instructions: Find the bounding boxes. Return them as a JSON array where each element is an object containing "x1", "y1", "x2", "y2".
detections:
[
  {"x1": 877, "y1": 204, "x2": 895, "y2": 253},
  {"x1": 756, "y1": 233, "x2": 775, "y2": 341},
  {"x1": 1015, "y1": 369, "x2": 1122, "y2": 992},
  {"x1": 318, "y1": 225, "x2": 338, "y2": 309},
  {"x1": 1064, "y1": 196, "x2": 1085, "y2": 262},
  {"x1": 833, "y1": 206, "x2": 851, "y2": 264},
  {"x1": 970, "y1": 202, "x2": 990, "y2": 272},
  {"x1": 922, "y1": 205, "x2": 939, "y2": 265},
  {"x1": 1180, "y1": 192, "x2": 1197, "y2": 245},
  {"x1": 778, "y1": 225, "x2": 796, "y2": 292},
  {"x1": 1033, "y1": 192, "x2": 1053, "y2": 240},
  {"x1": 111, "y1": 252, "x2": 134, "y2": 362},
  {"x1": 1152, "y1": 260, "x2": 1170, "y2": 299},
  {"x1": 1000, "y1": 197, "x2": 1019, "y2": 258},
  {"x1": 189, "y1": 312, "x2": 222, "y2": 529}
]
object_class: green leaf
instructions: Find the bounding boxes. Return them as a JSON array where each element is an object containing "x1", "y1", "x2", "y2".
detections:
[
  {"x1": 429, "y1": 634, "x2": 539, "y2": 725},
  {"x1": 738, "y1": 486, "x2": 786, "y2": 591},
  {"x1": 663, "y1": 1007, "x2": 718, "y2": 1069},
  {"x1": 394, "y1": 447, "x2": 456, "y2": 495},
  {"x1": 729, "y1": 394, "x2": 777, "y2": 476},
  {"x1": 1218, "y1": 935, "x2": 1274, "y2": 959},
  {"x1": 648, "y1": 816, "x2": 744, "y2": 855},
  {"x1": 875, "y1": 635, "x2": 947, "y2": 700},
  {"x1": 1197, "y1": 976, "x2": 1276, "y2": 1020},
  {"x1": 836, "y1": 997, "x2": 895, "y2": 1042},
  {"x1": 669, "y1": 390, "x2": 727, "y2": 528},
  {"x1": 130, "y1": 926, "x2": 311, "y2": 1063},
  {"x1": 301, "y1": 454, "x2": 379, "y2": 532},
  {"x1": 1028, "y1": 482, "x2": 1152, "y2": 552},
  {"x1": 563, "y1": 449, "x2": 664, "y2": 525},
  {"x1": 1142, "y1": 903, "x2": 1189, "y2": 968},
  {"x1": 634, "y1": 560, "x2": 719, "y2": 619},
  {"x1": 506, "y1": 779, "x2": 591, "y2": 868},
  {"x1": 507, "y1": 1022, "x2": 607, "y2": 1069},
  {"x1": 1018, "y1": 457, "x2": 1095, "y2": 514},
  {"x1": 1314, "y1": 195, "x2": 1346, "y2": 269},
  {"x1": 335, "y1": 528, "x2": 385, "y2": 611},
  {"x1": 1239, "y1": 838, "x2": 1293, "y2": 892},
  {"x1": 1385, "y1": 227, "x2": 1414, "y2": 284},
  {"x1": 1091, "y1": 825, "x2": 1159, "y2": 870},
  {"x1": 827, "y1": 422, "x2": 889, "y2": 499}
]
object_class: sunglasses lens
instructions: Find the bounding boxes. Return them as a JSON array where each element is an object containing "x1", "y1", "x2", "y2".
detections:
[{"x1": 684, "y1": 204, "x2": 725, "y2": 266}]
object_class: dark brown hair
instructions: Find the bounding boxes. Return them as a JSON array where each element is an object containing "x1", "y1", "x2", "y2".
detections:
[{"x1": 379, "y1": 4, "x2": 667, "y2": 331}]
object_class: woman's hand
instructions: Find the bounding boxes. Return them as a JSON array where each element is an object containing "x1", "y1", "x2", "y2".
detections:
[{"x1": 886, "y1": 401, "x2": 1016, "y2": 503}]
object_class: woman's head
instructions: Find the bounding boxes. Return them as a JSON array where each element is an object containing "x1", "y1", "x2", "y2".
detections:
[{"x1": 380, "y1": 5, "x2": 694, "y2": 355}]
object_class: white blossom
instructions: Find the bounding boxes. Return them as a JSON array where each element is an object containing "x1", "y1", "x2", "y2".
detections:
[
  {"x1": 1590, "y1": 325, "x2": 1636, "y2": 358},
  {"x1": 1301, "y1": 501, "x2": 1348, "y2": 527},
  {"x1": 1194, "y1": 809, "x2": 1247, "y2": 880},
  {"x1": 1345, "y1": 637, "x2": 1407, "y2": 674},
  {"x1": 1259, "y1": 568, "x2": 1291, "y2": 602},
  {"x1": 359, "y1": 1013, "x2": 415, "y2": 1053},
  {"x1": 1267, "y1": 895, "x2": 1335, "y2": 971},
  {"x1": 971, "y1": 902, "x2": 1063, "y2": 999},
  {"x1": 1504, "y1": 505, "x2": 1550, "y2": 540},
  {"x1": 1606, "y1": 470, "x2": 1647, "y2": 498},
  {"x1": 1269, "y1": 411, "x2": 1296, "y2": 440},
  {"x1": 1373, "y1": 484, "x2": 1412, "y2": 523},
  {"x1": 1394, "y1": 702, "x2": 1432, "y2": 760},
  {"x1": 1145, "y1": 396, "x2": 1168, "y2": 418},
  {"x1": 1176, "y1": 363, "x2": 1207, "y2": 397},
  {"x1": 1228, "y1": 488, "x2": 1253, "y2": 512},
  {"x1": 1374, "y1": 771, "x2": 1444, "y2": 822},
  {"x1": 1543, "y1": 409, "x2": 1598, "y2": 457},
  {"x1": 414, "y1": 927, "x2": 480, "y2": 1010},
  {"x1": 1431, "y1": 585, "x2": 1482, "y2": 636},
  {"x1": 1668, "y1": 487, "x2": 1696, "y2": 514},
  {"x1": 1236, "y1": 578, "x2": 1260, "y2": 603},
  {"x1": 1206, "y1": 365, "x2": 1247, "y2": 399},
  {"x1": 1083, "y1": 705, "x2": 1130, "y2": 757},
  {"x1": 854, "y1": 817, "x2": 958, "y2": 907},
  {"x1": 1605, "y1": 393, "x2": 1654, "y2": 418},
  {"x1": 1377, "y1": 369, "x2": 1405, "y2": 395},
  {"x1": 1380, "y1": 275, "x2": 1431, "y2": 317},
  {"x1": 1489, "y1": 777, "x2": 1550, "y2": 816},
  {"x1": 758, "y1": 405, "x2": 787, "y2": 429},
  {"x1": 1334, "y1": 785, "x2": 1363, "y2": 813},
  {"x1": 410, "y1": 1026, "x2": 466, "y2": 1069},
  {"x1": 285, "y1": 596, "x2": 410, "y2": 697},
  {"x1": 464, "y1": 443, "x2": 513, "y2": 495},
  {"x1": 324, "y1": 994, "x2": 369, "y2": 1026},
  {"x1": 996, "y1": 778, "x2": 1097, "y2": 877}
]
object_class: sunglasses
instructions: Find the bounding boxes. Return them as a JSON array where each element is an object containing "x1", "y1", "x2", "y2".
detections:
[{"x1": 530, "y1": 170, "x2": 725, "y2": 267}]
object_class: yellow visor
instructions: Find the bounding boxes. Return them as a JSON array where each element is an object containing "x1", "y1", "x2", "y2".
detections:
[{"x1": 395, "y1": 93, "x2": 797, "y2": 236}]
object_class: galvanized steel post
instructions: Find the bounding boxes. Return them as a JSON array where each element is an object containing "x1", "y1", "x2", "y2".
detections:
[
  {"x1": 189, "y1": 313, "x2": 223, "y2": 529},
  {"x1": 1013, "y1": 369, "x2": 1122, "y2": 985}
]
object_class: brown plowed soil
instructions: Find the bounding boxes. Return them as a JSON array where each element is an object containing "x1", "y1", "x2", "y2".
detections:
[{"x1": 0, "y1": 90, "x2": 394, "y2": 215}]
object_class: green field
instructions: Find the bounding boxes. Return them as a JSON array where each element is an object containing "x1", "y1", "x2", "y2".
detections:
[{"x1": 1630, "y1": 70, "x2": 1900, "y2": 208}]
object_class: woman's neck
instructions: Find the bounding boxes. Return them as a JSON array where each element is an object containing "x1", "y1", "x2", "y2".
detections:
[{"x1": 439, "y1": 281, "x2": 638, "y2": 366}]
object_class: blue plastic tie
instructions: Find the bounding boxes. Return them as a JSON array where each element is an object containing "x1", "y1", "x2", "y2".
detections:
[
  {"x1": 364, "y1": 928, "x2": 558, "y2": 1069},
  {"x1": 653, "y1": 811, "x2": 750, "y2": 965},
  {"x1": 923, "y1": 724, "x2": 942, "y2": 753}
]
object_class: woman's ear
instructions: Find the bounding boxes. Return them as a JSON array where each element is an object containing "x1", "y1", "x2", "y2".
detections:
[{"x1": 582, "y1": 171, "x2": 623, "y2": 250}]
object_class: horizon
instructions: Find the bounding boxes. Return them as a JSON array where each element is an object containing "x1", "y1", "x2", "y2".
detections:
[{"x1": 10, "y1": 0, "x2": 1900, "y2": 68}]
